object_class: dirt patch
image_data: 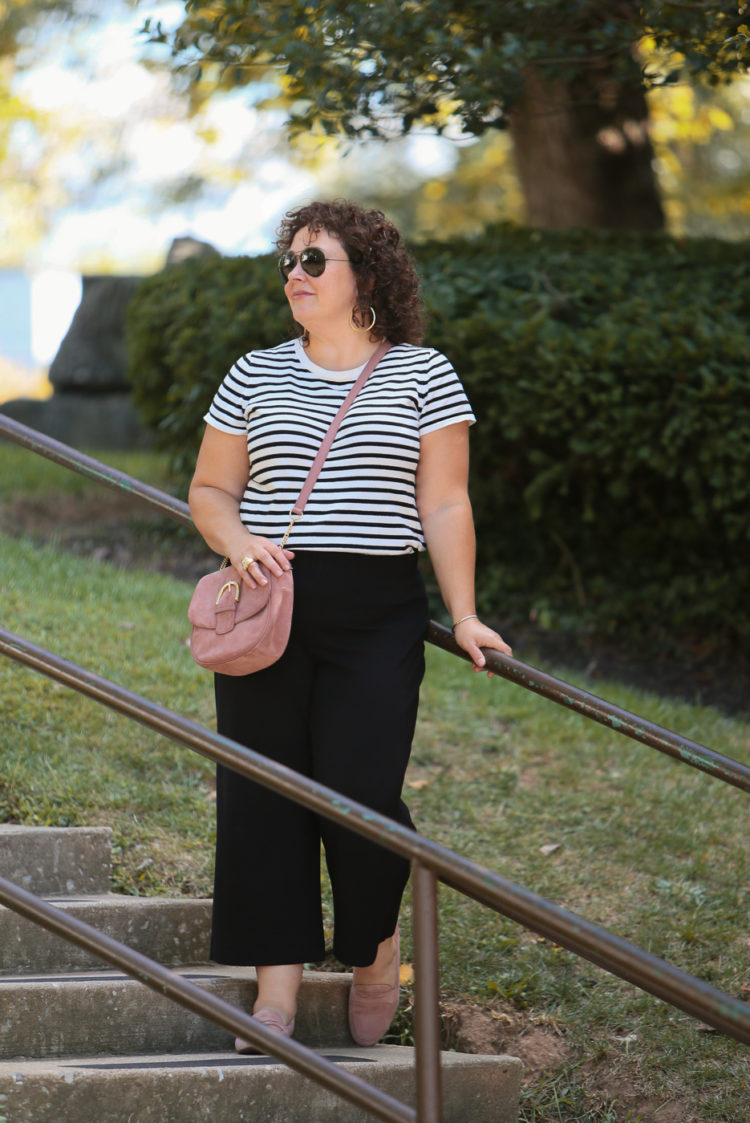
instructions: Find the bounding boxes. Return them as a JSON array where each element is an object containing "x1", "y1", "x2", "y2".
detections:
[
  {"x1": 588, "y1": 1063, "x2": 708, "y2": 1123},
  {"x1": 0, "y1": 491, "x2": 216, "y2": 583},
  {"x1": 440, "y1": 1003, "x2": 719, "y2": 1121},
  {"x1": 505, "y1": 619, "x2": 750, "y2": 721},
  {"x1": 0, "y1": 491, "x2": 141, "y2": 532},
  {"x1": 442, "y1": 1000, "x2": 573, "y2": 1084}
]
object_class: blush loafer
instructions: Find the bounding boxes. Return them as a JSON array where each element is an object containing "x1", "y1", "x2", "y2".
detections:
[
  {"x1": 348, "y1": 928, "x2": 401, "y2": 1047},
  {"x1": 235, "y1": 1007, "x2": 296, "y2": 1055}
]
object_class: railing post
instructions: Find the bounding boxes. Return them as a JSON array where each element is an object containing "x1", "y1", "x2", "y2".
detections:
[{"x1": 412, "y1": 860, "x2": 443, "y2": 1123}]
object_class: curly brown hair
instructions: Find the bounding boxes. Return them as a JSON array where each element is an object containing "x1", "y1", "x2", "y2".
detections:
[{"x1": 275, "y1": 199, "x2": 424, "y2": 345}]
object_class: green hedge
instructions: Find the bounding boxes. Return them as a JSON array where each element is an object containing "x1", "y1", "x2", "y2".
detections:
[{"x1": 125, "y1": 226, "x2": 750, "y2": 650}]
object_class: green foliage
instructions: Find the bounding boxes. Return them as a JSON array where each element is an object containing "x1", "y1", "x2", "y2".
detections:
[
  {"x1": 648, "y1": 81, "x2": 750, "y2": 241},
  {"x1": 126, "y1": 253, "x2": 289, "y2": 482},
  {"x1": 144, "y1": 1, "x2": 749, "y2": 140},
  {"x1": 125, "y1": 226, "x2": 750, "y2": 649},
  {"x1": 418, "y1": 226, "x2": 750, "y2": 648}
]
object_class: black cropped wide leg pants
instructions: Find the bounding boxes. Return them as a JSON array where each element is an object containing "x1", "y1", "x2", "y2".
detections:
[{"x1": 210, "y1": 551, "x2": 429, "y2": 969}]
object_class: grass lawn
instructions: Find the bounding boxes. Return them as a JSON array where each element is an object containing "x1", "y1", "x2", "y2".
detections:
[{"x1": 0, "y1": 444, "x2": 748, "y2": 1121}]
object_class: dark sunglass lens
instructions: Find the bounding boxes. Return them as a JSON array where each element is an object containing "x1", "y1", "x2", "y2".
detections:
[
  {"x1": 278, "y1": 252, "x2": 295, "y2": 280},
  {"x1": 300, "y1": 247, "x2": 326, "y2": 277}
]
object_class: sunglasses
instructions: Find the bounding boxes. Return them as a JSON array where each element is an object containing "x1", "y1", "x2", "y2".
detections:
[{"x1": 278, "y1": 247, "x2": 349, "y2": 281}]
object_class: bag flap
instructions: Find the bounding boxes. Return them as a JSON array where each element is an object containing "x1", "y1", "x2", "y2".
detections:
[{"x1": 188, "y1": 565, "x2": 272, "y2": 628}]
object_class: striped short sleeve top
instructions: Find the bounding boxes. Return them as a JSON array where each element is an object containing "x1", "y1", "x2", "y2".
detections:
[{"x1": 204, "y1": 337, "x2": 476, "y2": 554}]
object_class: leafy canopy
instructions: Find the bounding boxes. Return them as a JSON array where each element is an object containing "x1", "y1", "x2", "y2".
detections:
[{"x1": 145, "y1": 0, "x2": 750, "y2": 139}]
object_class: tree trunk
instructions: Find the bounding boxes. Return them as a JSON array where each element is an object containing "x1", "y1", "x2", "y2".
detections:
[{"x1": 508, "y1": 63, "x2": 664, "y2": 231}]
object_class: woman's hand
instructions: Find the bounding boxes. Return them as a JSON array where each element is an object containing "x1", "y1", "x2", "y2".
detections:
[
  {"x1": 227, "y1": 534, "x2": 294, "y2": 590},
  {"x1": 453, "y1": 617, "x2": 512, "y2": 676}
]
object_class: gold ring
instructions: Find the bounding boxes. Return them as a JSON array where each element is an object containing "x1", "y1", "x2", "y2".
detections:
[{"x1": 241, "y1": 555, "x2": 255, "y2": 570}]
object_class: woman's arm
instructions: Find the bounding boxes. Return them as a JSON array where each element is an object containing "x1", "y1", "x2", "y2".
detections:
[
  {"x1": 188, "y1": 425, "x2": 293, "y2": 589},
  {"x1": 416, "y1": 422, "x2": 511, "y2": 670}
]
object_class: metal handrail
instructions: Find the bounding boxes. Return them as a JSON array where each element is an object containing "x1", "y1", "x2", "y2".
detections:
[
  {"x1": 1, "y1": 411, "x2": 749, "y2": 1123},
  {"x1": 1, "y1": 413, "x2": 747, "y2": 792},
  {"x1": 429, "y1": 625, "x2": 750, "y2": 792},
  {"x1": 1, "y1": 627, "x2": 748, "y2": 1047},
  {"x1": 0, "y1": 413, "x2": 193, "y2": 526}
]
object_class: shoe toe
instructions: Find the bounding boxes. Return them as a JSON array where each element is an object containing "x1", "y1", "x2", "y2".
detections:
[
  {"x1": 348, "y1": 982, "x2": 400, "y2": 1047},
  {"x1": 235, "y1": 1008, "x2": 295, "y2": 1054}
]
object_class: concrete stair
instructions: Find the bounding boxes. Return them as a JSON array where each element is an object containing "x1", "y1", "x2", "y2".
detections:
[{"x1": 0, "y1": 825, "x2": 523, "y2": 1121}]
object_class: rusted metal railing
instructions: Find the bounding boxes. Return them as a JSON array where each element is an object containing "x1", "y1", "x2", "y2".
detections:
[
  {"x1": 428, "y1": 624, "x2": 750, "y2": 793},
  {"x1": 2, "y1": 413, "x2": 747, "y2": 794},
  {"x1": 1, "y1": 627, "x2": 748, "y2": 1049},
  {"x1": 2, "y1": 410, "x2": 749, "y2": 1123},
  {"x1": 0, "y1": 414, "x2": 193, "y2": 526}
]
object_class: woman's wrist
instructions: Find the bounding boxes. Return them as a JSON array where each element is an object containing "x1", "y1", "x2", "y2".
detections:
[{"x1": 452, "y1": 613, "x2": 479, "y2": 633}]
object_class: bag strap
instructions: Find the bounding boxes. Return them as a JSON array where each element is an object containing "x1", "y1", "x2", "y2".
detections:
[{"x1": 280, "y1": 339, "x2": 391, "y2": 547}]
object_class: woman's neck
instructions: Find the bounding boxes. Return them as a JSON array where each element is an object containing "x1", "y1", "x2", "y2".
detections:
[{"x1": 303, "y1": 333, "x2": 380, "y2": 372}]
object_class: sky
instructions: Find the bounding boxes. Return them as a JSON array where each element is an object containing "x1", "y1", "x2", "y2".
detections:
[
  {"x1": 3, "y1": 1, "x2": 310, "y2": 364},
  {"x1": 11, "y1": 1, "x2": 315, "y2": 271},
  {"x1": 3, "y1": 0, "x2": 454, "y2": 366},
  {"x1": 0, "y1": 0, "x2": 459, "y2": 369},
  {"x1": 11, "y1": 0, "x2": 454, "y2": 274}
]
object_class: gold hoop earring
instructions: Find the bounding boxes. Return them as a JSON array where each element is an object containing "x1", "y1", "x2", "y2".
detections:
[{"x1": 349, "y1": 305, "x2": 376, "y2": 332}]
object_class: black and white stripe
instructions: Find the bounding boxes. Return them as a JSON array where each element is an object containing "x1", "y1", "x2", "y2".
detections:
[{"x1": 204, "y1": 339, "x2": 475, "y2": 554}]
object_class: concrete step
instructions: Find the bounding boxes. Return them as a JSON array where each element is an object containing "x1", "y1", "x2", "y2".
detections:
[
  {"x1": 0, "y1": 826, "x2": 523, "y2": 1121},
  {"x1": 0, "y1": 1046, "x2": 523, "y2": 1122},
  {"x1": 0, "y1": 895, "x2": 212, "y2": 974},
  {"x1": 0, "y1": 826, "x2": 112, "y2": 896},
  {"x1": 0, "y1": 967, "x2": 355, "y2": 1059}
]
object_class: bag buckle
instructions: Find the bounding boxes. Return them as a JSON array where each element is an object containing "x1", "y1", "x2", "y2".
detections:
[{"x1": 216, "y1": 580, "x2": 240, "y2": 605}]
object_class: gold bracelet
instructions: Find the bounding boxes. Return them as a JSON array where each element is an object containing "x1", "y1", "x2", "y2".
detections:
[{"x1": 452, "y1": 614, "x2": 478, "y2": 632}]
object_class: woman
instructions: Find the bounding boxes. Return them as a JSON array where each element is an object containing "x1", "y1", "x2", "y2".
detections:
[{"x1": 188, "y1": 199, "x2": 511, "y2": 1052}]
